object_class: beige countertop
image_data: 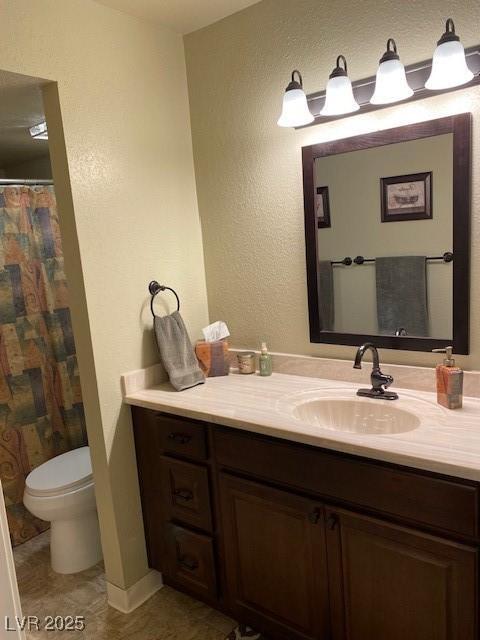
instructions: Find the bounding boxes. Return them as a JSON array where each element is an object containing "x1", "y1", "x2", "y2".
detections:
[{"x1": 123, "y1": 369, "x2": 480, "y2": 482}]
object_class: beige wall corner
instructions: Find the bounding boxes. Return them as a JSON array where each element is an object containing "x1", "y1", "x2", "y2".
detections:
[
  {"x1": 107, "y1": 570, "x2": 163, "y2": 614},
  {"x1": 185, "y1": 0, "x2": 480, "y2": 370},
  {"x1": 0, "y1": 0, "x2": 209, "y2": 590},
  {"x1": 42, "y1": 80, "x2": 132, "y2": 592}
]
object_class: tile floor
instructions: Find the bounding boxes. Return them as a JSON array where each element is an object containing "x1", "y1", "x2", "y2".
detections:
[{"x1": 14, "y1": 531, "x2": 236, "y2": 639}]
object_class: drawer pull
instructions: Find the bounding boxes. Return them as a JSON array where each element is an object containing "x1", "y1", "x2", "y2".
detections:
[
  {"x1": 168, "y1": 432, "x2": 193, "y2": 445},
  {"x1": 308, "y1": 507, "x2": 321, "y2": 525},
  {"x1": 327, "y1": 514, "x2": 339, "y2": 530},
  {"x1": 173, "y1": 488, "x2": 194, "y2": 501},
  {"x1": 178, "y1": 555, "x2": 199, "y2": 571}
]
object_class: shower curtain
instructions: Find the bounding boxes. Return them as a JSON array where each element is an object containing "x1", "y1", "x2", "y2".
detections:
[{"x1": 0, "y1": 185, "x2": 86, "y2": 546}]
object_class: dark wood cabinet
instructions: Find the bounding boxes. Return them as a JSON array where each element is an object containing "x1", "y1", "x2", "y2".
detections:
[
  {"x1": 132, "y1": 407, "x2": 215, "y2": 593},
  {"x1": 132, "y1": 406, "x2": 480, "y2": 640},
  {"x1": 214, "y1": 426, "x2": 479, "y2": 539},
  {"x1": 160, "y1": 456, "x2": 212, "y2": 532},
  {"x1": 158, "y1": 413, "x2": 208, "y2": 460},
  {"x1": 325, "y1": 508, "x2": 477, "y2": 640},
  {"x1": 164, "y1": 523, "x2": 217, "y2": 599},
  {"x1": 219, "y1": 473, "x2": 330, "y2": 640}
]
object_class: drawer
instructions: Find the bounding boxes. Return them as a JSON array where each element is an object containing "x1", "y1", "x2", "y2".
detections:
[
  {"x1": 161, "y1": 456, "x2": 212, "y2": 532},
  {"x1": 164, "y1": 523, "x2": 217, "y2": 599},
  {"x1": 214, "y1": 427, "x2": 479, "y2": 539},
  {"x1": 158, "y1": 413, "x2": 208, "y2": 460}
]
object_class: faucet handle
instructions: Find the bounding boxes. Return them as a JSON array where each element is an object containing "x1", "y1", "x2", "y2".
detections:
[
  {"x1": 372, "y1": 369, "x2": 393, "y2": 391},
  {"x1": 381, "y1": 373, "x2": 394, "y2": 389}
]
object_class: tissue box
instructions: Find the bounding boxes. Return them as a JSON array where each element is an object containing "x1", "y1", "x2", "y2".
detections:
[{"x1": 195, "y1": 340, "x2": 230, "y2": 377}]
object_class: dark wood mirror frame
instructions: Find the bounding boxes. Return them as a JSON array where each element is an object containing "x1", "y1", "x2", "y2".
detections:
[{"x1": 302, "y1": 113, "x2": 471, "y2": 354}]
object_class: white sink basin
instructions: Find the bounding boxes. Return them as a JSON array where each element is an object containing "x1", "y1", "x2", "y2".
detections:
[{"x1": 292, "y1": 398, "x2": 420, "y2": 434}]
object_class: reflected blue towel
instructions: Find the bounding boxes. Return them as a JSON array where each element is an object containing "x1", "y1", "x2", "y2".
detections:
[
  {"x1": 317, "y1": 260, "x2": 334, "y2": 331},
  {"x1": 376, "y1": 256, "x2": 428, "y2": 336}
]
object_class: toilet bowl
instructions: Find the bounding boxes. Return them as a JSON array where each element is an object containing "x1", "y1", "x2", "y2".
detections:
[{"x1": 23, "y1": 446, "x2": 103, "y2": 574}]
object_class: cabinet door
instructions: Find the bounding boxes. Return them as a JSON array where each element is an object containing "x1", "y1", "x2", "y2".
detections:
[
  {"x1": 219, "y1": 473, "x2": 330, "y2": 640},
  {"x1": 326, "y1": 507, "x2": 477, "y2": 640}
]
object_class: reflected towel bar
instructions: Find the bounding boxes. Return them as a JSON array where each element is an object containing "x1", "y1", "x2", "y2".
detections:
[
  {"x1": 331, "y1": 257, "x2": 353, "y2": 266},
  {"x1": 331, "y1": 252, "x2": 453, "y2": 266}
]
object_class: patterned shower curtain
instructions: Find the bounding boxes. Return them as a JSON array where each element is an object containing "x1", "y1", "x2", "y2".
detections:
[{"x1": 0, "y1": 185, "x2": 86, "y2": 546}]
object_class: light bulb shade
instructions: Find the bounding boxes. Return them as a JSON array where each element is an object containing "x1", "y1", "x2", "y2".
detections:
[
  {"x1": 277, "y1": 88, "x2": 314, "y2": 127},
  {"x1": 320, "y1": 75, "x2": 360, "y2": 116},
  {"x1": 425, "y1": 39, "x2": 473, "y2": 90},
  {"x1": 370, "y1": 58, "x2": 413, "y2": 104}
]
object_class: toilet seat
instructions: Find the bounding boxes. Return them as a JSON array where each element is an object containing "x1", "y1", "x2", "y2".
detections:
[{"x1": 25, "y1": 446, "x2": 93, "y2": 497}]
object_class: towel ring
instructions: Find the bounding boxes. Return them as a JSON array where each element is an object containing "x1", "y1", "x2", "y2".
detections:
[{"x1": 148, "y1": 281, "x2": 180, "y2": 317}]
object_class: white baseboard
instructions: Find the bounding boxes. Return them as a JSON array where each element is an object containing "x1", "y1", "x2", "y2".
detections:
[{"x1": 107, "y1": 569, "x2": 163, "y2": 614}]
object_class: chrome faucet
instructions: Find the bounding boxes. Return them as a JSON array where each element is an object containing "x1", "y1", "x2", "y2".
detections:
[{"x1": 353, "y1": 343, "x2": 398, "y2": 400}]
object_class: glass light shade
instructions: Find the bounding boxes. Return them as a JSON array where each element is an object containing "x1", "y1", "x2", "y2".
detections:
[
  {"x1": 277, "y1": 88, "x2": 314, "y2": 127},
  {"x1": 320, "y1": 75, "x2": 360, "y2": 116},
  {"x1": 425, "y1": 40, "x2": 473, "y2": 90},
  {"x1": 370, "y1": 58, "x2": 413, "y2": 104}
]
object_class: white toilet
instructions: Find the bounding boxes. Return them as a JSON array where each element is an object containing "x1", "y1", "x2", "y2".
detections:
[{"x1": 23, "y1": 446, "x2": 103, "y2": 574}]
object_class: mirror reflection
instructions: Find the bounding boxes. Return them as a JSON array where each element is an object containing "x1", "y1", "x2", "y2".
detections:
[{"x1": 314, "y1": 133, "x2": 453, "y2": 339}]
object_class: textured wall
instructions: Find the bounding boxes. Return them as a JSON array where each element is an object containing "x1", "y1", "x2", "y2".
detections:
[
  {"x1": 185, "y1": 0, "x2": 480, "y2": 369},
  {"x1": 1, "y1": 0, "x2": 209, "y2": 589}
]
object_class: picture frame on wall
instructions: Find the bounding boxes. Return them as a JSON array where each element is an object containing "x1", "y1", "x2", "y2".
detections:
[
  {"x1": 315, "y1": 186, "x2": 331, "y2": 228},
  {"x1": 380, "y1": 171, "x2": 432, "y2": 222}
]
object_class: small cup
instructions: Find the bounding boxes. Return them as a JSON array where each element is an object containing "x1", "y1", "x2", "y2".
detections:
[{"x1": 237, "y1": 351, "x2": 256, "y2": 374}]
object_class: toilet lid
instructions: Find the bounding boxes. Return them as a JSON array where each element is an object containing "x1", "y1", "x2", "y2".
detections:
[{"x1": 25, "y1": 446, "x2": 93, "y2": 497}]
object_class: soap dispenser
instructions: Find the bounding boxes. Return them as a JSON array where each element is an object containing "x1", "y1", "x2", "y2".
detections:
[
  {"x1": 432, "y1": 347, "x2": 463, "y2": 410},
  {"x1": 259, "y1": 342, "x2": 273, "y2": 377}
]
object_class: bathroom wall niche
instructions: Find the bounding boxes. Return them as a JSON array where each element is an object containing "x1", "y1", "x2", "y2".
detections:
[{"x1": 302, "y1": 114, "x2": 471, "y2": 353}]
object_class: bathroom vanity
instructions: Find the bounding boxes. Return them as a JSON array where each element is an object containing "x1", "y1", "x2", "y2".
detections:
[
  {"x1": 125, "y1": 59, "x2": 477, "y2": 640},
  {"x1": 126, "y1": 371, "x2": 480, "y2": 640}
]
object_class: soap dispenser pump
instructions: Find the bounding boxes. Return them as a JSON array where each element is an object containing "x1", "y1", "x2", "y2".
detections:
[{"x1": 432, "y1": 347, "x2": 463, "y2": 409}]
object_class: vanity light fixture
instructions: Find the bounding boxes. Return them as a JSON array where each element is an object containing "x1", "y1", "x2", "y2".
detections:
[
  {"x1": 277, "y1": 70, "x2": 314, "y2": 127},
  {"x1": 370, "y1": 39, "x2": 413, "y2": 104},
  {"x1": 320, "y1": 56, "x2": 360, "y2": 116},
  {"x1": 279, "y1": 17, "x2": 479, "y2": 129},
  {"x1": 425, "y1": 19, "x2": 474, "y2": 90}
]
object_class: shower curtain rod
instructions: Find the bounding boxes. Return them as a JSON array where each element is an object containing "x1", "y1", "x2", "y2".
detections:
[{"x1": 0, "y1": 178, "x2": 53, "y2": 185}]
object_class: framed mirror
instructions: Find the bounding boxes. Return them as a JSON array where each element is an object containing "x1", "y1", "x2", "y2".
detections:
[{"x1": 302, "y1": 114, "x2": 471, "y2": 353}]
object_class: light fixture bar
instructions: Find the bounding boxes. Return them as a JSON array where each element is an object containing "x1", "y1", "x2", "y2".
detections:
[{"x1": 299, "y1": 44, "x2": 480, "y2": 128}]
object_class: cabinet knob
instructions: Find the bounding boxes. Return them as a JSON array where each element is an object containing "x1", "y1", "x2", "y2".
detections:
[
  {"x1": 327, "y1": 514, "x2": 339, "y2": 530},
  {"x1": 168, "y1": 432, "x2": 192, "y2": 445},
  {"x1": 308, "y1": 507, "x2": 321, "y2": 524},
  {"x1": 178, "y1": 555, "x2": 199, "y2": 571},
  {"x1": 173, "y1": 488, "x2": 194, "y2": 501}
]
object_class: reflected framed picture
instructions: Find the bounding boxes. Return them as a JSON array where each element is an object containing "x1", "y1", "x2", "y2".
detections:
[
  {"x1": 381, "y1": 171, "x2": 432, "y2": 222},
  {"x1": 315, "y1": 186, "x2": 331, "y2": 228}
]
